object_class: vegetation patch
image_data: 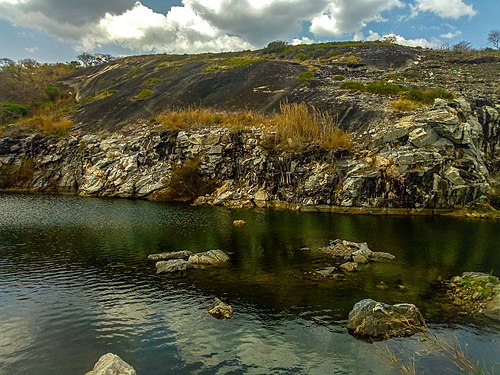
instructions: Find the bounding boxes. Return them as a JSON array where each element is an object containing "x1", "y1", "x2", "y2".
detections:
[
  {"x1": 297, "y1": 70, "x2": 315, "y2": 84},
  {"x1": 203, "y1": 57, "x2": 263, "y2": 72},
  {"x1": 0, "y1": 102, "x2": 29, "y2": 125},
  {"x1": 0, "y1": 158, "x2": 34, "y2": 188},
  {"x1": 142, "y1": 77, "x2": 162, "y2": 85},
  {"x1": 134, "y1": 89, "x2": 153, "y2": 101},
  {"x1": 390, "y1": 98, "x2": 419, "y2": 112},
  {"x1": 22, "y1": 115, "x2": 73, "y2": 136},
  {"x1": 151, "y1": 158, "x2": 217, "y2": 202},
  {"x1": 332, "y1": 74, "x2": 345, "y2": 81}
]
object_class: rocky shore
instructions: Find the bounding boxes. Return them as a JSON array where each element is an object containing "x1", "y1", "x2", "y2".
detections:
[{"x1": 0, "y1": 98, "x2": 498, "y2": 214}]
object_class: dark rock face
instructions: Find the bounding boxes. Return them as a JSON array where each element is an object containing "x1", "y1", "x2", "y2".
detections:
[
  {"x1": 85, "y1": 353, "x2": 136, "y2": 375},
  {"x1": 0, "y1": 99, "x2": 498, "y2": 212},
  {"x1": 347, "y1": 299, "x2": 426, "y2": 340}
]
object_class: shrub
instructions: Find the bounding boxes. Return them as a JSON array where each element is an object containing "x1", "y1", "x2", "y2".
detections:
[
  {"x1": 0, "y1": 102, "x2": 29, "y2": 124},
  {"x1": 405, "y1": 88, "x2": 453, "y2": 105},
  {"x1": 44, "y1": 85, "x2": 60, "y2": 102},
  {"x1": 135, "y1": 89, "x2": 153, "y2": 100},
  {"x1": 154, "y1": 158, "x2": 216, "y2": 201},
  {"x1": 365, "y1": 81, "x2": 402, "y2": 95},
  {"x1": 390, "y1": 99, "x2": 419, "y2": 112},
  {"x1": 270, "y1": 102, "x2": 351, "y2": 150},
  {"x1": 340, "y1": 81, "x2": 366, "y2": 91},
  {"x1": 23, "y1": 115, "x2": 73, "y2": 136},
  {"x1": 143, "y1": 77, "x2": 162, "y2": 85},
  {"x1": 332, "y1": 75, "x2": 345, "y2": 81},
  {"x1": 297, "y1": 70, "x2": 314, "y2": 84},
  {"x1": 262, "y1": 40, "x2": 289, "y2": 54}
]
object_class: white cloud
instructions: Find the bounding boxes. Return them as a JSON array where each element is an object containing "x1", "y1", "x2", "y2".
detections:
[
  {"x1": 291, "y1": 37, "x2": 314, "y2": 46},
  {"x1": 440, "y1": 30, "x2": 462, "y2": 39},
  {"x1": 411, "y1": 0, "x2": 476, "y2": 19},
  {"x1": 356, "y1": 30, "x2": 439, "y2": 48},
  {"x1": 310, "y1": 0, "x2": 405, "y2": 37}
]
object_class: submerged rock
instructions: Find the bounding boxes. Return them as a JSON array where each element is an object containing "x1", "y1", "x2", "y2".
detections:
[
  {"x1": 208, "y1": 298, "x2": 233, "y2": 319},
  {"x1": 320, "y1": 239, "x2": 395, "y2": 265},
  {"x1": 233, "y1": 219, "x2": 246, "y2": 226},
  {"x1": 85, "y1": 353, "x2": 136, "y2": 375},
  {"x1": 188, "y1": 249, "x2": 230, "y2": 265},
  {"x1": 347, "y1": 299, "x2": 426, "y2": 340},
  {"x1": 147, "y1": 250, "x2": 193, "y2": 261},
  {"x1": 156, "y1": 259, "x2": 190, "y2": 273},
  {"x1": 340, "y1": 262, "x2": 358, "y2": 272}
]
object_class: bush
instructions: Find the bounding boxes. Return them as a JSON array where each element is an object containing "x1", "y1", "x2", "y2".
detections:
[
  {"x1": 23, "y1": 115, "x2": 73, "y2": 136},
  {"x1": 332, "y1": 75, "x2": 345, "y2": 81},
  {"x1": 270, "y1": 102, "x2": 351, "y2": 150},
  {"x1": 390, "y1": 99, "x2": 419, "y2": 112},
  {"x1": 135, "y1": 89, "x2": 153, "y2": 100},
  {"x1": 365, "y1": 81, "x2": 402, "y2": 96},
  {"x1": 0, "y1": 102, "x2": 29, "y2": 124},
  {"x1": 297, "y1": 71, "x2": 314, "y2": 84},
  {"x1": 405, "y1": 87, "x2": 453, "y2": 105},
  {"x1": 154, "y1": 158, "x2": 216, "y2": 201},
  {"x1": 262, "y1": 40, "x2": 289, "y2": 54},
  {"x1": 340, "y1": 81, "x2": 366, "y2": 91}
]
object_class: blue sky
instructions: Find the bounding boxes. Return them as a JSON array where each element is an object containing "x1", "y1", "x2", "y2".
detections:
[{"x1": 0, "y1": 0, "x2": 498, "y2": 63}]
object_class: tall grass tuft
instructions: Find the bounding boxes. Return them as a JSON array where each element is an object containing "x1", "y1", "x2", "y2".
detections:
[{"x1": 270, "y1": 102, "x2": 351, "y2": 150}]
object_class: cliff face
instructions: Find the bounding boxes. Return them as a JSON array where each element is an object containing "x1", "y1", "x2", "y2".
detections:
[{"x1": 1, "y1": 99, "x2": 498, "y2": 212}]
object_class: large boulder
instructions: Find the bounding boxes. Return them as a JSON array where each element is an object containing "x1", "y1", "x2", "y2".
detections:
[
  {"x1": 347, "y1": 299, "x2": 426, "y2": 340},
  {"x1": 188, "y1": 250, "x2": 230, "y2": 265},
  {"x1": 156, "y1": 259, "x2": 190, "y2": 273},
  {"x1": 85, "y1": 353, "x2": 136, "y2": 375},
  {"x1": 147, "y1": 250, "x2": 193, "y2": 261}
]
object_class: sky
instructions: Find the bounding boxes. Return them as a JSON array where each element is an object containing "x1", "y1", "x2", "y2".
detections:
[{"x1": 0, "y1": 0, "x2": 498, "y2": 63}]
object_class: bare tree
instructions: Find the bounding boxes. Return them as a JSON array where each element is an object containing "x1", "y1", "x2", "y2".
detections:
[
  {"x1": 452, "y1": 41, "x2": 473, "y2": 52},
  {"x1": 488, "y1": 30, "x2": 500, "y2": 50}
]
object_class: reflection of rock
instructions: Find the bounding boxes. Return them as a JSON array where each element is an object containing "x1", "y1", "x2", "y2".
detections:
[
  {"x1": 85, "y1": 353, "x2": 136, "y2": 375},
  {"x1": 233, "y1": 219, "x2": 246, "y2": 226},
  {"x1": 347, "y1": 299, "x2": 426, "y2": 340},
  {"x1": 188, "y1": 249, "x2": 230, "y2": 265},
  {"x1": 156, "y1": 259, "x2": 190, "y2": 273},
  {"x1": 441, "y1": 272, "x2": 500, "y2": 322},
  {"x1": 208, "y1": 298, "x2": 233, "y2": 319},
  {"x1": 315, "y1": 266, "x2": 337, "y2": 276},
  {"x1": 148, "y1": 250, "x2": 193, "y2": 261}
]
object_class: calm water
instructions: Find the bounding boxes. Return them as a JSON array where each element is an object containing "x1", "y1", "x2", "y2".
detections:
[{"x1": 0, "y1": 193, "x2": 499, "y2": 374}]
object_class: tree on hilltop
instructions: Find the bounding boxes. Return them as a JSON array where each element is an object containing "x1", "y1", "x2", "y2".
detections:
[{"x1": 488, "y1": 30, "x2": 500, "y2": 50}]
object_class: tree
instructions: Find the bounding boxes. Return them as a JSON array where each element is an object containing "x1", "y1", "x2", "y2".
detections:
[
  {"x1": 487, "y1": 30, "x2": 500, "y2": 50},
  {"x1": 77, "y1": 52, "x2": 94, "y2": 67},
  {"x1": 77, "y1": 52, "x2": 115, "y2": 67},
  {"x1": 452, "y1": 41, "x2": 473, "y2": 52},
  {"x1": 262, "y1": 40, "x2": 289, "y2": 54}
]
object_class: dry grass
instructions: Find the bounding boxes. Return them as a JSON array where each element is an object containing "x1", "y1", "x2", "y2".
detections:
[
  {"x1": 270, "y1": 102, "x2": 351, "y2": 150},
  {"x1": 24, "y1": 115, "x2": 73, "y2": 136},
  {"x1": 390, "y1": 98, "x2": 419, "y2": 112},
  {"x1": 155, "y1": 103, "x2": 352, "y2": 150}
]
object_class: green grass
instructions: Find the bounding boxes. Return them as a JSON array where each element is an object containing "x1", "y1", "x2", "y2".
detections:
[
  {"x1": 204, "y1": 57, "x2": 263, "y2": 72},
  {"x1": 134, "y1": 89, "x2": 153, "y2": 100},
  {"x1": 0, "y1": 102, "x2": 29, "y2": 124},
  {"x1": 143, "y1": 77, "x2": 162, "y2": 85},
  {"x1": 297, "y1": 70, "x2": 315, "y2": 84}
]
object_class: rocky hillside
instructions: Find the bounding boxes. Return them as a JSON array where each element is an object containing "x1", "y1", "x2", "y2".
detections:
[{"x1": 0, "y1": 42, "x2": 499, "y2": 214}]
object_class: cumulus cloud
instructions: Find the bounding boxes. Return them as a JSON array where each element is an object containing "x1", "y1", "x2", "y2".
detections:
[
  {"x1": 411, "y1": 0, "x2": 476, "y2": 19},
  {"x1": 355, "y1": 30, "x2": 439, "y2": 48},
  {"x1": 440, "y1": 30, "x2": 462, "y2": 39},
  {"x1": 0, "y1": 0, "x2": 478, "y2": 55},
  {"x1": 310, "y1": 0, "x2": 404, "y2": 37}
]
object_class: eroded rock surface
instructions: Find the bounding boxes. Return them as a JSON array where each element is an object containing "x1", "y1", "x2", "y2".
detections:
[
  {"x1": 188, "y1": 249, "x2": 230, "y2": 266},
  {"x1": 148, "y1": 251, "x2": 193, "y2": 261},
  {"x1": 156, "y1": 259, "x2": 190, "y2": 273}
]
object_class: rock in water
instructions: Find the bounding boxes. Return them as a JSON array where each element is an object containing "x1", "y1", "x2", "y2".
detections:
[
  {"x1": 85, "y1": 353, "x2": 136, "y2": 375},
  {"x1": 340, "y1": 262, "x2": 358, "y2": 272},
  {"x1": 347, "y1": 299, "x2": 426, "y2": 340},
  {"x1": 233, "y1": 219, "x2": 246, "y2": 226},
  {"x1": 188, "y1": 250, "x2": 230, "y2": 265},
  {"x1": 147, "y1": 250, "x2": 193, "y2": 261},
  {"x1": 156, "y1": 259, "x2": 190, "y2": 273},
  {"x1": 208, "y1": 298, "x2": 233, "y2": 319}
]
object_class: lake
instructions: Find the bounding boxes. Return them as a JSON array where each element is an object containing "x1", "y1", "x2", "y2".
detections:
[{"x1": 0, "y1": 193, "x2": 499, "y2": 374}]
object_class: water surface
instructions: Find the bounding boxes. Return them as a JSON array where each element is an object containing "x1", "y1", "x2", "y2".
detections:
[{"x1": 0, "y1": 193, "x2": 498, "y2": 374}]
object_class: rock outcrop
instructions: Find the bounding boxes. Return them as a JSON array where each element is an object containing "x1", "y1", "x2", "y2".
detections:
[
  {"x1": 188, "y1": 249, "x2": 230, "y2": 266},
  {"x1": 148, "y1": 251, "x2": 193, "y2": 261},
  {"x1": 347, "y1": 299, "x2": 426, "y2": 340},
  {"x1": 85, "y1": 353, "x2": 136, "y2": 375},
  {"x1": 156, "y1": 259, "x2": 190, "y2": 273},
  {"x1": 0, "y1": 98, "x2": 498, "y2": 213},
  {"x1": 320, "y1": 240, "x2": 395, "y2": 263}
]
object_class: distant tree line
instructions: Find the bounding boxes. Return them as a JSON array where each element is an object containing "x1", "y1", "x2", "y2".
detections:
[{"x1": 76, "y1": 52, "x2": 115, "y2": 67}]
